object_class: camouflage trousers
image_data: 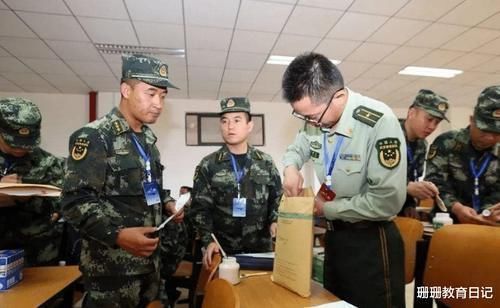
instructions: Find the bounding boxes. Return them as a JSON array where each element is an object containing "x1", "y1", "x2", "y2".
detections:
[{"x1": 82, "y1": 272, "x2": 160, "y2": 308}]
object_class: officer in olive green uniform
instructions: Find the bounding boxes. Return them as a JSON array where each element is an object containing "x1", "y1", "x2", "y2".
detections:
[
  {"x1": 0, "y1": 98, "x2": 64, "y2": 266},
  {"x1": 191, "y1": 97, "x2": 282, "y2": 266},
  {"x1": 282, "y1": 52, "x2": 406, "y2": 308},
  {"x1": 425, "y1": 85, "x2": 500, "y2": 225},
  {"x1": 399, "y1": 89, "x2": 449, "y2": 217},
  {"x1": 62, "y1": 54, "x2": 178, "y2": 308}
]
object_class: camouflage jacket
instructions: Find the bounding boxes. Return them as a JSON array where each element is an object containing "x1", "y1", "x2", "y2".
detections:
[
  {"x1": 62, "y1": 107, "x2": 164, "y2": 276},
  {"x1": 425, "y1": 127, "x2": 499, "y2": 215},
  {"x1": 399, "y1": 119, "x2": 427, "y2": 209},
  {"x1": 191, "y1": 145, "x2": 282, "y2": 254},
  {"x1": 0, "y1": 148, "x2": 64, "y2": 266}
]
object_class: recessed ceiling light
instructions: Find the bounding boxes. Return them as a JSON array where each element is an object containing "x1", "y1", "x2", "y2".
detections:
[
  {"x1": 398, "y1": 66, "x2": 462, "y2": 78},
  {"x1": 267, "y1": 55, "x2": 341, "y2": 65},
  {"x1": 94, "y1": 43, "x2": 185, "y2": 57}
]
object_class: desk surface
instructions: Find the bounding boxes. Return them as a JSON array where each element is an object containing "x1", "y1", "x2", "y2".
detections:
[
  {"x1": 236, "y1": 271, "x2": 338, "y2": 307},
  {"x1": 0, "y1": 265, "x2": 81, "y2": 307}
]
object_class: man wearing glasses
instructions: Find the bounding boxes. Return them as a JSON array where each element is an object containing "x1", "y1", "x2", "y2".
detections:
[{"x1": 282, "y1": 52, "x2": 407, "y2": 307}]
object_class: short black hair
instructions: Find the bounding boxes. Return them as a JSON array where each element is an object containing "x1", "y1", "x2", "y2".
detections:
[
  {"x1": 282, "y1": 52, "x2": 344, "y2": 105},
  {"x1": 219, "y1": 112, "x2": 252, "y2": 122},
  {"x1": 180, "y1": 186, "x2": 192, "y2": 192}
]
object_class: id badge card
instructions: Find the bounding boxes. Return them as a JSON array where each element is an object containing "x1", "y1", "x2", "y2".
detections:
[
  {"x1": 318, "y1": 183, "x2": 336, "y2": 201},
  {"x1": 143, "y1": 181, "x2": 161, "y2": 206},
  {"x1": 232, "y1": 197, "x2": 247, "y2": 217}
]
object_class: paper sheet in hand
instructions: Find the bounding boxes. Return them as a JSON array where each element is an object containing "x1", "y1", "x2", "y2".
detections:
[
  {"x1": 307, "y1": 301, "x2": 358, "y2": 308},
  {"x1": 156, "y1": 192, "x2": 190, "y2": 231},
  {"x1": 0, "y1": 183, "x2": 61, "y2": 197}
]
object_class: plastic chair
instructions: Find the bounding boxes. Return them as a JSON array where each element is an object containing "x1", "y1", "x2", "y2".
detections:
[
  {"x1": 202, "y1": 278, "x2": 240, "y2": 308},
  {"x1": 393, "y1": 216, "x2": 424, "y2": 284},
  {"x1": 423, "y1": 224, "x2": 500, "y2": 308}
]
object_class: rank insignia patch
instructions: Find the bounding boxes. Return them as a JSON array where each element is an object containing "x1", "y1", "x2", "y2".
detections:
[
  {"x1": 71, "y1": 138, "x2": 90, "y2": 161},
  {"x1": 376, "y1": 138, "x2": 401, "y2": 169}
]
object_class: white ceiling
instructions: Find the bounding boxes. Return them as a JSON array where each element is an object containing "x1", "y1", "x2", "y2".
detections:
[{"x1": 1, "y1": 0, "x2": 500, "y2": 108}]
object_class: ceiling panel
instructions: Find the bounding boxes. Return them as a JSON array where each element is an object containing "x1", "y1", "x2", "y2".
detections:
[
  {"x1": 134, "y1": 22, "x2": 184, "y2": 48},
  {"x1": 347, "y1": 77, "x2": 384, "y2": 91},
  {"x1": 478, "y1": 12, "x2": 500, "y2": 29},
  {"x1": 0, "y1": 10, "x2": 36, "y2": 38},
  {"x1": 438, "y1": 0, "x2": 500, "y2": 26},
  {"x1": 0, "y1": 37, "x2": 57, "y2": 59},
  {"x1": 222, "y1": 69, "x2": 259, "y2": 83},
  {"x1": 380, "y1": 46, "x2": 432, "y2": 65},
  {"x1": 272, "y1": 34, "x2": 321, "y2": 56},
  {"x1": 406, "y1": 23, "x2": 467, "y2": 48},
  {"x1": 219, "y1": 81, "x2": 251, "y2": 93},
  {"x1": 470, "y1": 56, "x2": 500, "y2": 73},
  {"x1": 344, "y1": 42, "x2": 399, "y2": 63},
  {"x1": 230, "y1": 30, "x2": 279, "y2": 53},
  {"x1": 0, "y1": 57, "x2": 31, "y2": 73},
  {"x1": 441, "y1": 28, "x2": 500, "y2": 52},
  {"x1": 78, "y1": 17, "x2": 138, "y2": 45},
  {"x1": 186, "y1": 26, "x2": 233, "y2": 51},
  {"x1": 0, "y1": 76, "x2": 23, "y2": 92},
  {"x1": 126, "y1": 0, "x2": 183, "y2": 24},
  {"x1": 445, "y1": 53, "x2": 494, "y2": 70},
  {"x1": 327, "y1": 12, "x2": 388, "y2": 41},
  {"x1": 187, "y1": 49, "x2": 228, "y2": 68},
  {"x1": 412, "y1": 49, "x2": 466, "y2": 67},
  {"x1": 42, "y1": 73, "x2": 90, "y2": 92},
  {"x1": 4, "y1": 0, "x2": 70, "y2": 14},
  {"x1": 188, "y1": 66, "x2": 223, "y2": 83},
  {"x1": 336, "y1": 61, "x2": 373, "y2": 80},
  {"x1": 22, "y1": 58, "x2": 74, "y2": 75},
  {"x1": 283, "y1": 6, "x2": 343, "y2": 37},
  {"x1": 18, "y1": 12, "x2": 89, "y2": 41},
  {"x1": 65, "y1": 0, "x2": 128, "y2": 19},
  {"x1": 80, "y1": 76, "x2": 119, "y2": 92},
  {"x1": 298, "y1": 0, "x2": 354, "y2": 10},
  {"x1": 348, "y1": 0, "x2": 409, "y2": 16},
  {"x1": 45, "y1": 40, "x2": 102, "y2": 61},
  {"x1": 368, "y1": 18, "x2": 430, "y2": 45},
  {"x1": 471, "y1": 37, "x2": 500, "y2": 55},
  {"x1": 5, "y1": 72, "x2": 57, "y2": 88},
  {"x1": 65, "y1": 60, "x2": 114, "y2": 77},
  {"x1": 237, "y1": 1, "x2": 293, "y2": 32},
  {"x1": 226, "y1": 52, "x2": 268, "y2": 70},
  {"x1": 361, "y1": 64, "x2": 404, "y2": 79},
  {"x1": 314, "y1": 39, "x2": 362, "y2": 60},
  {"x1": 395, "y1": 0, "x2": 463, "y2": 21},
  {"x1": 184, "y1": 0, "x2": 238, "y2": 28}
]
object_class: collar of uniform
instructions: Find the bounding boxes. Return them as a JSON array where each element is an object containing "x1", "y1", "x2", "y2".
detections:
[
  {"x1": 326, "y1": 87, "x2": 355, "y2": 138},
  {"x1": 110, "y1": 107, "x2": 157, "y2": 144},
  {"x1": 216, "y1": 144, "x2": 259, "y2": 162}
]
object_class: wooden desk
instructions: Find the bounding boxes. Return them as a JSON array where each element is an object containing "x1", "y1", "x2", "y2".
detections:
[
  {"x1": 0, "y1": 265, "x2": 81, "y2": 308},
  {"x1": 235, "y1": 271, "x2": 338, "y2": 307}
]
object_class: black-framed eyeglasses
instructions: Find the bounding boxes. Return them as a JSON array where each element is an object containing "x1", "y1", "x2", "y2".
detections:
[{"x1": 291, "y1": 88, "x2": 343, "y2": 126}]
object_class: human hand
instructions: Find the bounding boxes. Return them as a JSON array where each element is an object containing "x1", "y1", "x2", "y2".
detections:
[
  {"x1": 203, "y1": 242, "x2": 219, "y2": 269},
  {"x1": 450, "y1": 202, "x2": 493, "y2": 225},
  {"x1": 115, "y1": 226, "x2": 159, "y2": 257},
  {"x1": 407, "y1": 181, "x2": 439, "y2": 200},
  {"x1": 313, "y1": 195, "x2": 325, "y2": 217},
  {"x1": 283, "y1": 166, "x2": 303, "y2": 197},
  {"x1": 481, "y1": 203, "x2": 500, "y2": 226},
  {"x1": 269, "y1": 222, "x2": 277, "y2": 238}
]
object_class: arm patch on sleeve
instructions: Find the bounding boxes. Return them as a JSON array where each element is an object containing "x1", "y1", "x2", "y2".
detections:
[{"x1": 376, "y1": 138, "x2": 401, "y2": 169}]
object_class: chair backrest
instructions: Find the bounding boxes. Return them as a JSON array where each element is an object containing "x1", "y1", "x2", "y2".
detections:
[
  {"x1": 196, "y1": 253, "x2": 222, "y2": 295},
  {"x1": 424, "y1": 224, "x2": 500, "y2": 308},
  {"x1": 393, "y1": 216, "x2": 424, "y2": 284},
  {"x1": 202, "y1": 278, "x2": 240, "y2": 308}
]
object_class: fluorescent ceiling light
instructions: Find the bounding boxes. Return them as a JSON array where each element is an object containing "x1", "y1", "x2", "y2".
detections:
[
  {"x1": 94, "y1": 43, "x2": 185, "y2": 57},
  {"x1": 398, "y1": 66, "x2": 462, "y2": 78},
  {"x1": 267, "y1": 55, "x2": 341, "y2": 65}
]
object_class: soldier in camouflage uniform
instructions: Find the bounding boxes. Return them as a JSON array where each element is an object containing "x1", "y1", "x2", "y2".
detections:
[
  {"x1": 425, "y1": 85, "x2": 500, "y2": 225},
  {"x1": 190, "y1": 97, "x2": 283, "y2": 268},
  {"x1": 398, "y1": 89, "x2": 449, "y2": 218},
  {"x1": 0, "y1": 97, "x2": 64, "y2": 266},
  {"x1": 62, "y1": 54, "x2": 178, "y2": 308}
]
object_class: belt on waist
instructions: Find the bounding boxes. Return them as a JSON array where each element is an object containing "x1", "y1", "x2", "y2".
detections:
[{"x1": 325, "y1": 219, "x2": 389, "y2": 231}]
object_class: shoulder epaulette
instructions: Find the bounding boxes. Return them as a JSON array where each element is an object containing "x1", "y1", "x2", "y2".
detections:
[
  {"x1": 253, "y1": 150, "x2": 263, "y2": 160},
  {"x1": 353, "y1": 106, "x2": 383, "y2": 127},
  {"x1": 111, "y1": 120, "x2": 125, "y2": 135},
  {"x1": 217, "y1": 151, "x2": 225, "y2": 162}
]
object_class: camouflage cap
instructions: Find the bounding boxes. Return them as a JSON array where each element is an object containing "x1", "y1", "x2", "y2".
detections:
[
  {"x1": 0, "y1": 97, "x2": 41, "y2": 149},
  {"x1": 220, "y1": 97, "x2": 250, "y2": 114},
  {"x1": 412, "y1": 89, "x2": 449, "y2": 122},
  {"x1": 474, "y1": 85, "x2": 500, "y2": 133},
  {"x1": 121, "y1": 54, "x2": 179, "y2": 89}
]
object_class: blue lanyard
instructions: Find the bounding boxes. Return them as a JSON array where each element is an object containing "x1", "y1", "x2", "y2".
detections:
[
  {"x1": 469, "y1": 153, "x2": 492, "y2": 211},
  {"x1": 130, "y1": 133, "x2": 152, "y2": 183},
  {"x1": 323, "y1": 134, "x2": 344, "y2": 188},
  {"x1": 407, "y1": 146, "x2": 418, "y2": 181},
  {"x1": 230, "y1": 154, "x2": 245, "y2": 197}
]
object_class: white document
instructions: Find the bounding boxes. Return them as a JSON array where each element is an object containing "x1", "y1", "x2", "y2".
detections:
[{"x1": 156, "y1": 192, "x2": 190, "y2": 231}]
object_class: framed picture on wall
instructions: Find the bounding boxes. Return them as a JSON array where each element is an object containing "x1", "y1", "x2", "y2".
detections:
[{"x1": 185, "y1": 112, "x2": 265, "y2": 146}]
